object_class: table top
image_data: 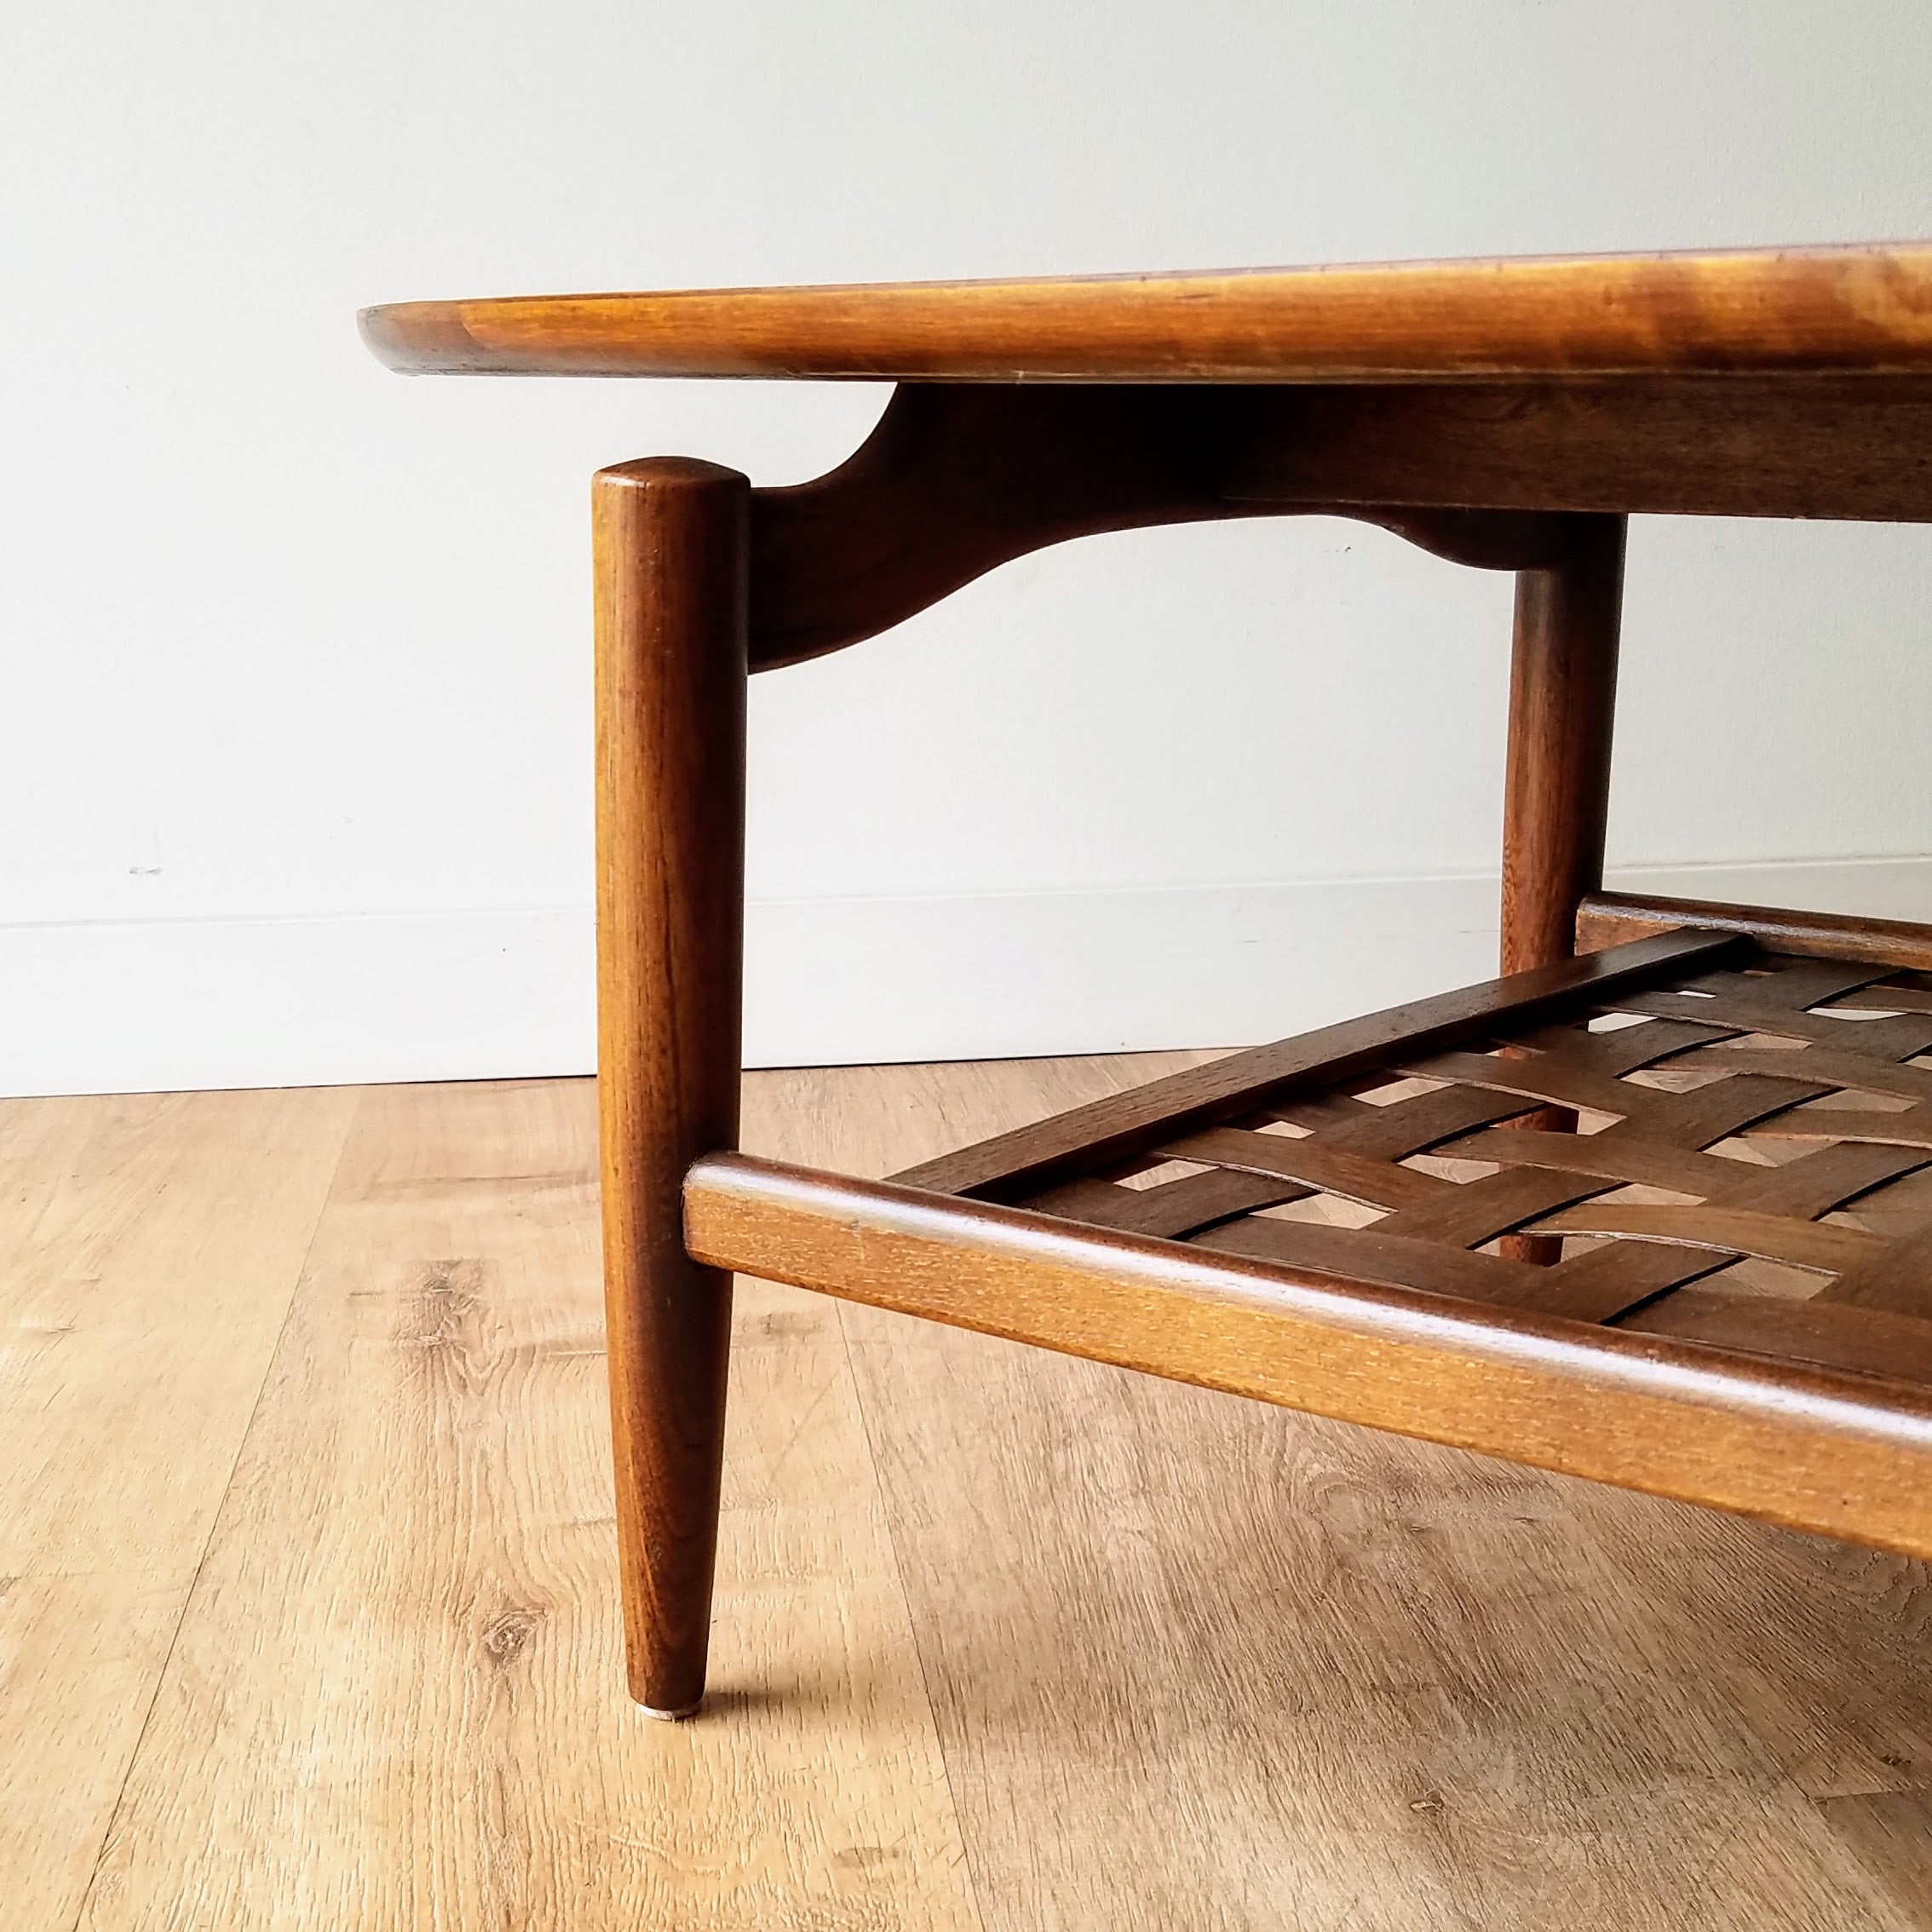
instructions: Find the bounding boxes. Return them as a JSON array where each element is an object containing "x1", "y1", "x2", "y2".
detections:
[{"x1": 359, "y1": 244, "x2": 1932, "y2": 384}]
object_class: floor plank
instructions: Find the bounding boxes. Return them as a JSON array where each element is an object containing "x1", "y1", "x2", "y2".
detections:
[
  {"x1": 79, "y1": 1078, "x2": 976, "y2": 1931},
  {"x1": 1823, "y1": 1791, "x2": 1932, "y2": 1923},
  {"x1": 0, "y1": 1088, "x2": 356, "y2": 1932},
  {"x1": 6, "y1": 1063, "x2": 1930, "y2": 1927}
]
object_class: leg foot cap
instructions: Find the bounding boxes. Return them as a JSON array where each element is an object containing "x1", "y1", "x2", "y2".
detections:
[{"x1": 637, "y1": 1698, "x2": 703, "y2": 1722}]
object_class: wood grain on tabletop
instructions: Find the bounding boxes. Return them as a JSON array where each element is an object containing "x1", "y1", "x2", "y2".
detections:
[{"x1": 359, "y1": 244, "x2": 1932, "y2": 382}]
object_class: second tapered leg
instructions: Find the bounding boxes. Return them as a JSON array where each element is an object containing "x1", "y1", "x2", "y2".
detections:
[
  {"x1": 1498, "y1": 514, "x2": 1626, "y2": 1262},
  {"x1": 1501, "y1": 513, "x2": 1626, "y2": 975}
]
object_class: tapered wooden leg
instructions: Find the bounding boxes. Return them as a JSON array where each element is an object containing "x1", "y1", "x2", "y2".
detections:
[
  {"x1": 594, "y1": 457, "x2": 750, "y2": 1716},
  {"x1": 1498, "y1": 513, "x2": 1626, "y2": 1262},
  {"x1": 1500, "y1": 513, "x2": 1626, "y2": 975}
]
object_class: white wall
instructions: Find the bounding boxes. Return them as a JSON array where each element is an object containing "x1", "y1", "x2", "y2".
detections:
[{"x1": 3, "y1": 2, "x2": 1932, "y2": 1095}]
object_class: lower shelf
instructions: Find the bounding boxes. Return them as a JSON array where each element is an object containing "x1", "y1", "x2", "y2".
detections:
[{"x1": 686, "y1": 927, "x2": 1932, "y2": 1558}]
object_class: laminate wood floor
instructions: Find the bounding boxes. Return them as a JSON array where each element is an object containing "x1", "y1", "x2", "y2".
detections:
[{"x1": 3, "y1": 1061, "x2": 1930, "y2": 1929}]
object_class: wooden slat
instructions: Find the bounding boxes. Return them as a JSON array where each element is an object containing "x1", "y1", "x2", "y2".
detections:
[
  {"x1": 1530, "y1": 1204, "x2": 1882, "y2": 1275},
  {"x1": 1156, "y1": 1127, "x2": 1452, "y2": 1210},
  {"x1": 1492, "y1": 1239, "x2": 1733, "y2": 1324},
  {"x1": 1371, "y1": 1164, "x2": 1615, "y2": 1248},
  {"x1": 1511, "y1": 1015, "x2": 1734, "y2": 1072},
  {"x1": 1707, "y1": 1141, "x2": 1932, "y2": 1218},
  {"x1": 1747, "y1": 1104, "x2": 1932, "y2": 1147},
  {"x1": 1837, "y1": 983, "x2": 1932, "y2": 1015},
  {"x1": 1817, "y1": 1221, "x2": 1932, "y2": 1319},
  {"x1": 1665, "y1": 1046, "x2": 1932, "y2": 1108},
  {"x1": 1394, "y1": 1048, "x2": 1678, "y2": 1121},
  {"x1": 684, "y1": 1152, "x2": 1932, "y2": 1560},
  {"x1": 1819, "y1": 1162, "x2": 1932, "y2": 1242},
  {"x1": 1660, "y1": 957, "x2": 1897, "y2": 1009},
  {"x1": 1623, "y1": 1285, "x2": 1932, "y2": 1389},
  {"x1": 1607, "y1": 1072, "x2": 1831, "y2": 1148},
  {"x1": 1024, "y1": 1167, "x2": 1308, "y2": 1239},
  {"x1": 1192, "y1": 1214, "x2": 1544, "y2": 1302},
  {"x1": 1262, "y1": 1081, "x2": 1536, "y2": 1153},
  {"x1": 1443, "y1": 1125, "x2": 1742, "y2": 1196},
  {"x1": 894, "y1": 929, "x2": 1740, "y2": 1200},
  {"x1": 1612, "y1": 989, "x2": 1932, "y2": 1060}
]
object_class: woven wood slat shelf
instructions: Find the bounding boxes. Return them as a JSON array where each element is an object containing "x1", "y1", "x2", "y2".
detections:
[
  {"x1": 951, "y1": 942, "x2": 1932, "y2": 1388},
  {"x1": 687, "y1": 930, "x2": 1932, "y2": 1562}
]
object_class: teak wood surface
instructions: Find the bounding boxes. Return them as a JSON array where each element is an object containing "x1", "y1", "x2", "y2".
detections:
[
  {"x1": 360, "y1": 244, "x2": 1932, "y2": 380},
  {"x1": 592, "y1": 459, "x2": 747, "y2": 1716},
  {"x1": 360, "y1": 241, "x2": 1932, "y2": 1751}
]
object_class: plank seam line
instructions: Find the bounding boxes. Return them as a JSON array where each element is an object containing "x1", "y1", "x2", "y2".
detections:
[
  {"x1": 832, "y1": 1285, "x2": 992, "y2": 1928},
  {"x1": 67, "y1": 1103, "x2": 359, "y2": 1932}
]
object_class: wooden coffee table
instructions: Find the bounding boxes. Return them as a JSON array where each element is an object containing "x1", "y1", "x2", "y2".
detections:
[{"x1": 364, "y1": 245, "x2": 1932, "y2": 1718}]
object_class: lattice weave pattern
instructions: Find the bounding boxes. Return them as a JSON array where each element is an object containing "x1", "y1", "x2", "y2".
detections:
[{"x1": 1016, "y1": 952, "x2": 1932, "y2": 1389}]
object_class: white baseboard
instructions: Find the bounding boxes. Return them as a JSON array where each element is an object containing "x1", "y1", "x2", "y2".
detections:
[{"x1": 3, "y1": 858, "x2": 1930, "y2": 1097}]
